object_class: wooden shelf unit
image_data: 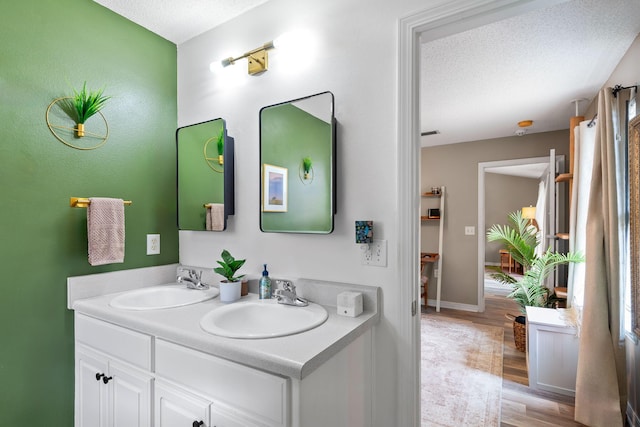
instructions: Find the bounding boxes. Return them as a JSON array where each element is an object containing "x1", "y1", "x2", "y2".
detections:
[
  {"x1": 555, "y1": 173, "x2": 573, "y2": 183},
  {"x1": 420, "y1": 186, "x2": 445, "y2": 312}
]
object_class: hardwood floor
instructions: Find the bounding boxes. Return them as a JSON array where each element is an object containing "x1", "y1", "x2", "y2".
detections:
[{"x1": 422, "y1": 292, "x2": 586, "y2": 427}]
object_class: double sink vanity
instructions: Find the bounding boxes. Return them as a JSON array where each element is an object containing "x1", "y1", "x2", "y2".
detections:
[{"x1": 68, "y1": 265, "x2": 379, "y2": 427}]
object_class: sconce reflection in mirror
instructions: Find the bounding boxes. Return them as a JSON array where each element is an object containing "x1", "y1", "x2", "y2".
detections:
[
  {"x1": 177, "y1": 119, "x2": 234, "y2": 231},
  {"x1": 260, "y1": 92, "x2": 336, "y2": 234}
]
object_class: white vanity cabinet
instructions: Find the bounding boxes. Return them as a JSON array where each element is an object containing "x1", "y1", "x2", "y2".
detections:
[
  {"x1": 75, "y1": 315, "x2": 153, "y2": 427},
  {"x1": 155, "y1": 339, "x2": 288, "y2": 427},
  {"x1": 155, "y1": 380, "x2": 211, "y2": 427},
  {"x1": 71, "y1": 277, "x2": 378, "y2": 427}
]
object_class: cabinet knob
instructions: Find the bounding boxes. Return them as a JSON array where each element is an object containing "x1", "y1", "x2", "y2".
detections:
[
  {"x1": 192, "y1": 421, "x2": 204, "y2": 427},
  {"x1": 102, "y1": 376, "x2": 113, "y2": 384},
  {"x1": 95, "y1": 373, "x2": 105, "y2": 381}
]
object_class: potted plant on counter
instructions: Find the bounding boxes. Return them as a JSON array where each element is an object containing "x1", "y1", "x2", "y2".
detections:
[{"x1": 214, "y1": 249, "x2": 246, "y2": 303}]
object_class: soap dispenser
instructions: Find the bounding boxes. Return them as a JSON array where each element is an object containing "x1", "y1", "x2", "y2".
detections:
[{"x1": 259, "y1": 264, "x2": 272, "y2": 299}]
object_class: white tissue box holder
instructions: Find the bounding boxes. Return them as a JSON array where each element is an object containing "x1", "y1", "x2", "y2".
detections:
[{"x1": 337, "y1": 291, "x2": 363, "y2": 317}]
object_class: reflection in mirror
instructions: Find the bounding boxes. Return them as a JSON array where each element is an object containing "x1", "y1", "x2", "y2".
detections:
[
  {"x1": 260, "y1": 92, "x2": 335, "y2": 233},
  {"x1": 177, "y1": 118, "x2": 234, "y2": 231}
]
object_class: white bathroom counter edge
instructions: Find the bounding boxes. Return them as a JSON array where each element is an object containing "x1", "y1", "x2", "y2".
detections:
[{"x1": 72, "y1": 289, "x2": 379, "y2": 380}]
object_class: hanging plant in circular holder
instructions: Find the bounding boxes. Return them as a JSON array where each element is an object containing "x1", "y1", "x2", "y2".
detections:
[
  {"x1": 46, "y1": 82, "x2": 110, "y2": 150},
  {"x1": 299, "y1": 156, "x2": 314, "y2": 184},
  {"x1": 203, "y1": 128, "x2": 224, "y2": 173}
]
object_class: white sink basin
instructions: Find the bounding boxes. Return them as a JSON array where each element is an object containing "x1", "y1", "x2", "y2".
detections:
[
  {"x1": 200, "y1": 299, "x2": 328, "y2": 339},
  {"x1": 109, "y1": 284, "x2": 219, "y2": 310}
]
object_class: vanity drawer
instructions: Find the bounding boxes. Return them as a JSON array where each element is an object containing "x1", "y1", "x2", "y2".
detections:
[
  {"x1": 155, "y1": 339, "x2": 289, "y2": 427},
  {"x1": 75, "y1": 314, "x2": 152, "y2": 370}
]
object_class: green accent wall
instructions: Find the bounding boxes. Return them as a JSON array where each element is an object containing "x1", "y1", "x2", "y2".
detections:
[
  {"x1": 260, "y1": 104, "x2": 333, "y2": 233},
  {"x1": 0, "y1": 0, "x2": 178, "y2": 425}
]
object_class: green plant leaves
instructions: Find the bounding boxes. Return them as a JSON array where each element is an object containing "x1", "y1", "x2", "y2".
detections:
[
  {"x1": 302, "y1": 156, "x2": 312, "y2": 172},
  {"x1": 214, "y1": 249, "x2": 246, "y2": 282},
  {"x1": 487, "y1": 210, "x2": 538, "y2": 270},
  {"x1": 487, "y1": 210, "x2": 584, "y2": 313},
  {"x1": 72, "y1": 81, "x2": 110, "y2": 124},
  {"x1": 216, "y1": 128, "x2": 224, "y2": 156}
]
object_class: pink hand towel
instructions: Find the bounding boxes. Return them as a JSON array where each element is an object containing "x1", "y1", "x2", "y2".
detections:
[
  {"x1": 206, "y1": 203, "x2": 225, "y2": 231},
  {"x1": 87, "y1": 197, "x2": 125, "y2": 266}
]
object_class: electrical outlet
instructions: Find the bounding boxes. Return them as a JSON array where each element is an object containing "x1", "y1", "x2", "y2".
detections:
[
  {"x1": 147, "y1": 234, "x2": 160, "y2": 255},
  {"x1": 361, "y1": 239, "x2": 387, "y2": 267},
  {"x1": 465, "y1": 226, "x2": 475, "y2": 236},
  {"x1": 434, "y1": 268, "x2": 439, "y2": 278}
]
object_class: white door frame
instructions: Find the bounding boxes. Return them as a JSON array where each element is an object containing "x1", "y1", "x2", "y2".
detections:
[
  {"x1": 476, "y1": 156, "x2": 552, "y2": 312},
  {"x1": 396, "y1": 1, "x2": 568, "y2": 425}
]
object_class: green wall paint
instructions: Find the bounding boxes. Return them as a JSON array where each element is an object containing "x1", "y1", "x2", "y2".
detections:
[
  {"x1": 261, "y1": 104, "x2": 333, "y2": 232},
  {"x1": 0, "y1": 0, "x2": 177, "y2": 424}
]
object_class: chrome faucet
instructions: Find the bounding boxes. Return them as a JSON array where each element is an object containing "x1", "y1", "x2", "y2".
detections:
[
  {"x1": 177, "y1": 267, "x2": 208, "y2": 290},
  {"x1": 274, "y1": 280, "x2": 308, "y2": 307}
]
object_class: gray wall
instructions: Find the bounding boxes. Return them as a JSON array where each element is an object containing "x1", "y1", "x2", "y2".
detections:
[
  {"x1": 420, "y1": 130, "x2": 569, "y2": 307},
  {"x1": 485, "y1": 173, "x2": 540, "y2": 263}
]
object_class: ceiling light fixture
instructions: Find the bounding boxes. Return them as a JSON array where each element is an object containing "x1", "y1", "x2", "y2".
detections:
[{"x1": 515, "y1": 120, "x2": 534, "y2": 136}]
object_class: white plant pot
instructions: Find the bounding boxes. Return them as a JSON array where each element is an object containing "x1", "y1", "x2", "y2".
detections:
[{"x1": 219, "y1": 280, "x2": 241, "y2": 303}]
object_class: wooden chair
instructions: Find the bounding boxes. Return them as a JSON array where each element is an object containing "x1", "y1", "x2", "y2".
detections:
[{"x1": 420, "y1": 252, "x2": 439, "y2": 307}]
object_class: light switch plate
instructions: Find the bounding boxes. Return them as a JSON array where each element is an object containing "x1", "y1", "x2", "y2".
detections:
[
  {"x1": 147, "y1": 234, "x2": 160, "y2": 255},
  {"x1": 465, "y1": 226, "x2": 475, "y2": 236}
]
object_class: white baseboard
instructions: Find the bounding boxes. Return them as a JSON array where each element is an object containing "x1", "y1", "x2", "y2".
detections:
[{"x1": 425, "y1": 299, "x2": 480, "y2": 312}]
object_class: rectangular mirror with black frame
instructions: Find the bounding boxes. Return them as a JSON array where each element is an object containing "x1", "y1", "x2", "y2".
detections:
[
  {"x1": 177, "y1": 118, "x2": 234, "y2": 231},
  {"x1": 259, "y1": 91, "x2": 336, "y2": 234}
]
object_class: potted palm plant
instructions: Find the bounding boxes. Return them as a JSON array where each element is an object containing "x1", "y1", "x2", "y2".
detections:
[
  {"x1": 487, "y1": 210, "x2": 584, "y2": 351},
  {"x1": 214, "y1": 249, "x2": 246, "y2": 302}
]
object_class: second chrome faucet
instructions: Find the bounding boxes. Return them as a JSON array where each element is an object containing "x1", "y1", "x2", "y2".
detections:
[{"x1": 273, "y1": 280, "x2": 308, "y2": 307}]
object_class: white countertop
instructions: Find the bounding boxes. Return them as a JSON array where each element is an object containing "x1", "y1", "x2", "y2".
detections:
[
  {"x1": 526, "y1": 306, "x2": 577, "y2": 330},
  {"x1": 72, "y1": 277, "x2": 379, "y2": 380}
]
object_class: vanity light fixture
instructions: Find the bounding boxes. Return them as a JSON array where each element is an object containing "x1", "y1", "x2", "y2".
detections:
[
  {"x1": 210, "y1": 31, "x2": 306, "y2": 76},
  {"x1": 212, "y1": 41, "x2": 275, "y2": 76}
]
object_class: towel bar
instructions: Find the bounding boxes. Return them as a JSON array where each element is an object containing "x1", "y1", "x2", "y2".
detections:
[{"x1": 70, "y1": 197, "x2": 132, "y2": 208}]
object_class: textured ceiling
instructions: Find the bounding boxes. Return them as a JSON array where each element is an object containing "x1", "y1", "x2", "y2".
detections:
[
  {"x1": 93, "y1": 0, "x2": 269, "y2": 44},
  {"x1": 420, "y1": 0, "x2": 640, "y2": 146},
  {"x1": 93, "y1": 0, "x2": 640, "y2": 147}
]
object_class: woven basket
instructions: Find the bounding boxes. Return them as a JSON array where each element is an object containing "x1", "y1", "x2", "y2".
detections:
[{"x1": 506, "y1": 314, "x2": 526, "y2": 352}]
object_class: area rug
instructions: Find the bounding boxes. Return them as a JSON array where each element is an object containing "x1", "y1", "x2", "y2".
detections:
[{"x1": 421, "y1": 315, "x2": 503, "y2": 426}]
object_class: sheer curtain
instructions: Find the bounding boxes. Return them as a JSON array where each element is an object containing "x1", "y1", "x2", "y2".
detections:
[
  {"x1": 534, "y1": 178, "x2": 546, "y2": 258},
  {"x1": 567, "y1": 119, "x2": 596, "y2": 307},
  {"x1": 574, "y1": 88, "x2": 628, "y2": 427}
]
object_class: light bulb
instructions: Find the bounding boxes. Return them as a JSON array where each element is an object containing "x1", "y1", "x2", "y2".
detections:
[{"x1": 209, "y1": 61, "x2": 223, "y2": 74}]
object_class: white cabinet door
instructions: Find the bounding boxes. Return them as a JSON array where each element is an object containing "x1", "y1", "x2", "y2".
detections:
[
  {"x1": 76, "y1": 345, "x2": 152, "y2": 427},
  {"x1": 155, "y1": 381, "x2": 210, "y2": 427},
  {"x1": 210, "y1": 403, "x2": 261, "y2": 427},
  {"x1": 109, "y1": 360, "x2": 152, "y2": 427},
  {"x1": 76, "y1": 348, "x2": 109, "y2": 427}
]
